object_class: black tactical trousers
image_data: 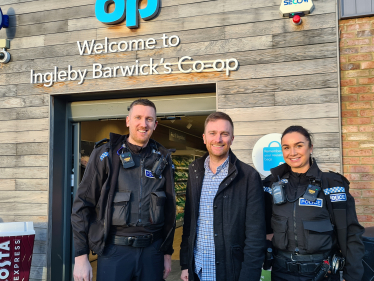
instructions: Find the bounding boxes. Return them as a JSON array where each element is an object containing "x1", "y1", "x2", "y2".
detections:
[{"x1": 97, "y1": 238, "x2": 164, "y2": 281}]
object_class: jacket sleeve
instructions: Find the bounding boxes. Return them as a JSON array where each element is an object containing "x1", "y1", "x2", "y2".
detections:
[
  {"x1": 160, "y1": 157, "x2": 176, "y2": 255},
  {"x1": 263, "y1": 176, "x2": 274, "y2": 234},
  {"x1": 239, "y1": 170, "x2": 266, "y2": 281},
  {"x1": 343, "y1": 183, "x2": 365, "y2": 281},
  {"x1": 180, "y1": 165, "x2": 193, "y2": 270},
  {"x1": 71, "y1": 147, "x2": 108, "y2": 257}
]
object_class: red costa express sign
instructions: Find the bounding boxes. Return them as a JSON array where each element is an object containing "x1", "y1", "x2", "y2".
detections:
[{"x1": 0, "y1": 223, "x2": 35, "y2": 281}]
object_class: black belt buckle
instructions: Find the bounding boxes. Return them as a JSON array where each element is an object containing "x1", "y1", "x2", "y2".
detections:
[
  {"x1": 132, "y1": 234, "x2": 153, "y2": 247},
  {"x1": 126, "y1": 236, "x2": 135, "y2": 246}
]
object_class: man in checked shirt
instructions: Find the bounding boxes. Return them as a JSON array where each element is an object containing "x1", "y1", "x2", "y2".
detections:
[{"x1": 180, "y1": 112, "x2": 266, "y2": 281}]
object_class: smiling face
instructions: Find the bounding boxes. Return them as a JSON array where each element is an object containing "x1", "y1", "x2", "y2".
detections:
[
  {"x1": 203, "y1": 119, "x2": 234, "y2": 161},
  {"x1": 126, "y1": 105, "x2": 157, "y2": 147},
  {"x1": 281, "y1": 131, "x2": 313, "y2": 173}
]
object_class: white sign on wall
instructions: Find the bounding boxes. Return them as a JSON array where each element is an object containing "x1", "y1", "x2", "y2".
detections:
[
  {"x1": 279, "y1": 0, "x2": 314, "y2": 17},
  {"x1": 252, "y1": 133, "x2": 285, "y2": 177}
]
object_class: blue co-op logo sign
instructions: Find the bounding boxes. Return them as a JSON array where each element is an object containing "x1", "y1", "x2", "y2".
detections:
[{"x1": 95, "y1": 0, "x2": 160, "y2": 28}]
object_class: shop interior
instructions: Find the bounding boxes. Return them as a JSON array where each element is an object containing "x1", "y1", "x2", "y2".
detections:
[{"x1": 79, "y1": 115, "x2": 208, "y2": 280}]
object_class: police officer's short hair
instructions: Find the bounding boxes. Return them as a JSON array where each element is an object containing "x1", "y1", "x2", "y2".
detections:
[
  {"x1": 204, "y1": 112, "x2": 234, "y2": 134},
  {"x1": 128, "y1": 99, "x2": 157, "y2": 114},
  {"x1": 281, "y1": 125, "x2": 313, "y2": 148}
]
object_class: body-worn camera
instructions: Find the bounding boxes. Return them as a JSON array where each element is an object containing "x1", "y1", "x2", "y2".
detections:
[
  {"x1": 303, "y1": 179, "x2": 321, "y2": 202},
  {"x1": 271, "y1": 179, "x2": 287, "y2": 205},
  {"x1": 120, "y1": 152, "x2": 135, "y2": 169}
]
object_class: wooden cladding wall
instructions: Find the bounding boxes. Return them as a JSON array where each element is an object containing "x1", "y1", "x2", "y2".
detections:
[{"x1": 0, "y1": 0, "x2": 339, "y2": 280}]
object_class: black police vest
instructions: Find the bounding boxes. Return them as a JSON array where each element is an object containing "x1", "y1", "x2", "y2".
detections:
[
  {"x1": 271, "y1": 179, "x2": 336, "y2": 254},
  {"x1": 111, "y1": 151, "x2": 167, "y2": 228}
]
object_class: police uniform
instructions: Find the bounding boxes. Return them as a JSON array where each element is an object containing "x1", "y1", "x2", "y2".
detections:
[
  {"x1": 71, "y1": 133, "x2": 176, "y2": 281},
  {"x1": 263, "y1": 159, "x2": 365, "y2": 281}
]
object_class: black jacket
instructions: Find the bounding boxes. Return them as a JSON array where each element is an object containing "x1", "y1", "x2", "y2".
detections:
[
  {"x1": 71, "y1": 133, "x2": 176, "y2": 257},
  {"x1": 264, "y1": 160, "x2": 365, "y2": 281},
  {"x1": 180, "y1": 150, "x2": 266, "y2": 281}
]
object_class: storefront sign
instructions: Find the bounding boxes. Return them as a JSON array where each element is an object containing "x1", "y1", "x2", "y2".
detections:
[
  {"x1": 280, "y1": 0, "x2": 314, "y2": 16},
  {"x1": 252, "y1": 133, "x2": 285, "y2": 177},
  {"x1": 30, "y1": 34, "x2": 239, "y2": 87},
  {"x1": 95, "y1": 0, "x2": 160, "y2": 28}
]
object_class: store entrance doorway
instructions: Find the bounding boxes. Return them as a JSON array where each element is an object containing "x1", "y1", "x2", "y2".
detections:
[{"x1": 67, "y1": 93, "x2": 215, "y2": 281}]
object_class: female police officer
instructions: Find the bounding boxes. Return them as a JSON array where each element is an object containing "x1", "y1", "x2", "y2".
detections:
[{"x1": 264, "y1": 126, "x2": 365, "y2": 281}]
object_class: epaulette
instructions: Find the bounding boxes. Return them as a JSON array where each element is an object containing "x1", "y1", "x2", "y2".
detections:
[
  {"x1": 94, "y1": 138, "x2": 109, "y2": 149},
  {"x1": 329, "y1": 170, "x2": 350, "y2": 185}
]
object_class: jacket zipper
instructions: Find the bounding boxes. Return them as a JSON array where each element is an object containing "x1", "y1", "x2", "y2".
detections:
[
  {"x1": 138, "y1": 158, "x2": 144, "y2": 224},
  {"x1": 293, "y1": 177, "x2": 300, "y2": 253}
]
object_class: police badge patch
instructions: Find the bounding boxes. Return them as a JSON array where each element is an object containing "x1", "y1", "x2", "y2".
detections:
[
  {"x1": 299, "y1": 198, "x2": 323, "y2": 208},
  {"x1": 330, "y1": 193, "x2": 347, "y2": 202}
]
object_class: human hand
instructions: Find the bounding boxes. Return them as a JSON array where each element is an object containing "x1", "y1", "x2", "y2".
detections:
[
  {"x1": 163, "y1": 254, "x2": 172, "y2": 279},
  {"x1": 180, "y1": 269, "x2": 189, "y2": 280},
  {"x1": 73, "y1": 254, "x2": 92, "y2": 281}
]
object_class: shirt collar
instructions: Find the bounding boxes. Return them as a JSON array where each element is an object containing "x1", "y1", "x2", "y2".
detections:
[{"x1": 204, "y1": 155, "x2": 229, "y2": 175}]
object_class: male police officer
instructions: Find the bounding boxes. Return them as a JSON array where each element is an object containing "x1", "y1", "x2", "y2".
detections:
[{"x1": 71, "y1": 99, "x2": 176, "y2": 281}]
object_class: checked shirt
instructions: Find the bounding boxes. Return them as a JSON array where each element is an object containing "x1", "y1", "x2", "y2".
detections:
[{"x1": 194, "y1": 155, "x2": 229, "y2": 281}]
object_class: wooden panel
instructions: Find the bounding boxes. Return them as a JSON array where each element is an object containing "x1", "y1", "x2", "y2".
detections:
[
  {"x1": 16, "y1": 179, "x2": 49, "y2": 191},
  {"x1": 313, "y1": 147, "x2": 341, "y2": 162},
  {"x1": 5, "y1": 20, "x2": 68, "y2": 38},
  {"x1": 0, "y1": 106, "x2": 49, "y2": 120},
  {"x1": 275, "y1": 88, "x2": 339, "y2": 106},
  {"x1": 0, "y1": 191, "x2": 48, "y2": 204},
  {"x1": 0, "y1": 179, "x2": 16, "y2": 191},
  {"x1": 0, "y1": 131, "x2": 49, "y2": 144},
  {"x1": 17, "y1": 142, "x2": 49, "y2": 155},
  {"x1": 0, "y1": 167, "x2": 48, "y2": 178},
  {"x1": 234, "y1": 118, "x2": 339, "y2": 135},
  {"x1": 273, "y1": 27, "x2": 336, "y2": 48},
  {"x1": 0, "y1": 144, "x2": 16, "y2": 155},
  {"x1": 0, "y1": 155, "x2": 48, "y2": 167},
  {"x1": 0, "y1": 118, "x2": 48, "y2": 133},
  {"x1": 1, "y1": 0, "x2": 94, "y2": 14},
  {"x1": 0, "y1": 95, "x2": 49, "y2": 109},
  {"x1": 0, "y1": 203, "x2": 47, "y2": 216},
  {"x1": 10, "y1": 35, "x2": 45, "y2": 50},
  {"x1": 217, "y1": 73, "x2": 338, "y2": 95},
  {"x1": 0, "y1": 108, "x2": 17, "y2": 120},
  {"x1": 218, "y1": 92, "x2": 275, "y2": 109},
  {"x1": 0, "y1": 85, "x2": 17, "y2": 98},
  {"x1": 222, "y1": 103, "x2": 339, "y2": 122}
]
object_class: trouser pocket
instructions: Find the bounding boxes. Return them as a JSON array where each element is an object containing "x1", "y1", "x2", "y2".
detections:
[
  {"x1": 271, "y1": 216, "x2": 288, "y2": 250},
  {"x1": 112, "y1": 191, "x2": 131, "y2": 226},
  {"x1": 150, "y1": 191, "x2": 166, "y2": 224}
]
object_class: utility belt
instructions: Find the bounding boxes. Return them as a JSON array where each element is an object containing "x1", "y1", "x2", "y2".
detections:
[
  {"x1": 274, "y1": 250, "x2": 330, "y2": 274},
  {"x1": 108, "y1": 231, "x2": 162, "y2": 248}
]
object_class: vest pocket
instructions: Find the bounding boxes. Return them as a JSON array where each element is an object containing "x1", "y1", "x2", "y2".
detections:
[
  {"x1": 303, "y1": 219, "x2": 333, "y2": 253},
  {"x1": 150, "y1": 191, "x2": 166, "y2": 224},
  {"x1": 271, "y1": 216, "x2": 288, "y2": 250},
  {"x1": 112, "y1": 191, "x2": 131, "y2": 226}
]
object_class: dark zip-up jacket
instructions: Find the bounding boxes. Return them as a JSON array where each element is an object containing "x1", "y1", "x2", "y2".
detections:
[
  {"x1": 264, "y1": 160, "x2": 365, "y2": 281},
  {"x1": 71, "y1": 133, "x2": 176, "y2": 257},
  {"x1": 180, "y1": 150, "x2": 266, "y2": 281}
]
